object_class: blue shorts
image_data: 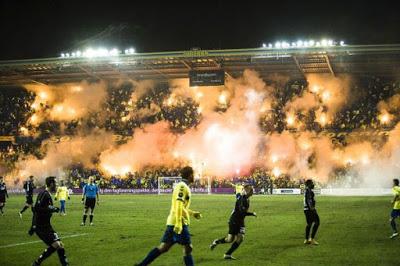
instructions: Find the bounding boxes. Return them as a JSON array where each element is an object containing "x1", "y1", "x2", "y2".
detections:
[
  {"x1": 161, "y1": 225, "x2": 191, "y2": 245},
  {"x1": 391, "y1": 209, "x2": 400, "y2": 218}
]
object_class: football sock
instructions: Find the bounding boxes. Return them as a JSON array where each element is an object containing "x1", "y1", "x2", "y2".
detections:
[
  {"x1": 216, "y1": 237, "x2": 226, "y2": 244},
  {"x1": 83, "y1": 215, "x2": 87, "y2": 224},
  {"x1": 225, "y1": 242, "x2": 240, "y2": 255},
  {"x1": 89, "y1": 215, "x2": 93, "y2": 223},
  {"x1": 391, "y1": 219, "x2": 397, "y2": 233},
  {"x1": 20, "y1": 205, "x2": 28, "y2": 213},
  {"x1": 183, "y1": 254, "x2": 194, "y2": 266},
  {"x1": 305, "y1": 224, "x2": 311, "y2": 239},
  {"x1": 37, "y1": 246, "x2": 56, "y2": 263},
  {"x1": 137, "y1": 247, "x2": 161, "y2": 266},
  {"x1": 311, "y1": 222, "x2": 319, "y2": 239},
  {"x1": 57, "y1": 248, "x2": 69, "y2": 266}
]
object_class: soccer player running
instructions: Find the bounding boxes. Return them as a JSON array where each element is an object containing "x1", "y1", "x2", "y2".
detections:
[
  {"x1": 0, "y1": 176, "x2": 9, "y2": 215},
  {"x1": 210, "y1": 184, "x2": 256, "y2": 260},
  {"x1": 29, "y1": 176, "x2": 69, "y2": 266},
  {"x1": 389, "y1": 178, "x2": 400, "y2": 239},
  {"x1": 303, "y1": 179, "x2": 320, "y2": 245},
  {"x1": 55, "y1": 180, "x2": 70, "y2": 216},
  {"x1": 135, "y1": 166, "x2": 202, "y2": 266},
  {"x1": 81, "y1": 176, "x2": 99, "y2": 226},
  {"x1": 19, "y1": 175, "x2": 36, "y2": 218}
]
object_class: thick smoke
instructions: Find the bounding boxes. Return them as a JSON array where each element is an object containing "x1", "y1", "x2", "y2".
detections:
[
  {"x1": 13, "y1": 130, "x2": 114, "y2": 183},
  {"x1": 5, "y1": 70, "x2": 400, "y2": 188},
  {"x1": 25, "y1": 81, "x2": 107, "y2": 126}
]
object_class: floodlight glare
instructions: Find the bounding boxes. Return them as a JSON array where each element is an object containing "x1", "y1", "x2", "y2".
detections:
[{"x1": 297, "y1": 40, "x2": 303, "y2": 47}]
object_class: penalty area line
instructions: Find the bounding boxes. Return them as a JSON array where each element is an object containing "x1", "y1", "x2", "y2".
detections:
[{"x1": 0, "y1": 233, "x2": 88, "y2": 249}]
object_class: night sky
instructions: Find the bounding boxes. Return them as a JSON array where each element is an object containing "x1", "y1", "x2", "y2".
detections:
[{"x1": 0, "y1": 0, "x2": 399, "y2": 60}]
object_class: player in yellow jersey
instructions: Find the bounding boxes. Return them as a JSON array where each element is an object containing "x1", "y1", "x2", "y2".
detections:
[
  {"x1": 390, "y1": 179, "x2": 400, "y2": 239},
  {"x1": 234, "y1": 183, "x2": 244, "y2": 197},
  {"x1": 54, "y1": 181, "x2": 70, "y2": 216},
  {"x1": 135, "y1": 166, "x2": 202, "y2": 266}
]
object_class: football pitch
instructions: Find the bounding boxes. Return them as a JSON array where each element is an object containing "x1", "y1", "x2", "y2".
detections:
[{"x1": 0, "y1": 194, "x2": 398, "y2": 266}]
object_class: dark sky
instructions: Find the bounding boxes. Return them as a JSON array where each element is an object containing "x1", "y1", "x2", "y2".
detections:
[{"x1": 0, "y1": 0, "x2": 399, "y2": 60}]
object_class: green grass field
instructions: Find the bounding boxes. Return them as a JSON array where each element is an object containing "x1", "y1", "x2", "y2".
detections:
[{"x1": 0, "y1": 194, "x2": 398, "y2": 266}]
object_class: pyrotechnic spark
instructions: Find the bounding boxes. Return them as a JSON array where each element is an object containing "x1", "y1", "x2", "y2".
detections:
[
  {"x1": 121, "y1": 116, "x2": 130, "y2": 122},
  {"x1": 272, "y1": 167, "x2": 281, "y2": 177},
  {"x1": 271, "y1": 154, "x2": 278, "y2": 163},
  {"x1": 54, "y1": 105, "x2": 64, "y2": 112},
  {"x1": 311, "y1": 85, "x2": 320, "y2": 93},
  {"x1": 195, "y1": 92, "x2": 204, "y2": 99},
  {"x1": 379, "y1": 112, "x2": 391, "y2": 124},
  {"x1": 31, "y1": 103, "x2": 39, "y2": 110},
  {"x1": 286, "y1": 113, "x2": 295, "y2": 126},
  {"x1": 121, "y1": 166, "x2": 131, "y2": 174},
  {"x1": 166, "y1": 95, "x2": 175, "y2": 106},
  {"x1": 102, "y1": 164, "x2": 117, "y2": 175},
  {"x1": 20, "y1": 127, "x2": 29, "y2": 136},
  {"x1": 38, "y1": 92, "x2": 48, "y2": 100},
  {"x1": 322, "y1": 91, "x2": 331, "y2": 102},
  {"x1": 300, "y1": 142, "x2": 311, "y2": 150},
  {"x1": 71, "y1": 86, "x2": 82, "y2": 92},
  {"x1": 361, "y1": 155, "x2": 370, "y2": 165},
  {"x1": 317, "y1": 113, "x2": 328, "y2": 126},
  {"x1": 30, "y1": 114, "x2": 38, "y2": 124},
  {"x1": 218, "y1": 93, "x2": 227, "y2": 105}
]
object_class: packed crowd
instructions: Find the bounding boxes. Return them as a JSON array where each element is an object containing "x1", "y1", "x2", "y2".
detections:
[
  {"x1": 63, "y1": 166, "x2": 302, "y2": 190},
  {"x1": 0, "y1": 77, "x2": 399, "y2": 188}
]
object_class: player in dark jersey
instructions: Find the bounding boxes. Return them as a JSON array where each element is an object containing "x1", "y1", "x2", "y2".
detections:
[
  {"x1": 209, "y1": 184, "x2": 256, "y2": 260},
  {"x1": 19, "y1": 175, "x2": 36, "y2": 218},
  {"x1": 29, "y1": 176, "x2": 69, "y2": 266},
  {"x1": 303, "y1": 179, "x2": 320, "y2": 245},
  {"x1": 0, "y1": 176, "x2": 9, "y2": 215}
]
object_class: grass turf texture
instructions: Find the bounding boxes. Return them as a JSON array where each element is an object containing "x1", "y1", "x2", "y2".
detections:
[{"x1": 0, "y1": 194, "x2": 398, "y2": 266}]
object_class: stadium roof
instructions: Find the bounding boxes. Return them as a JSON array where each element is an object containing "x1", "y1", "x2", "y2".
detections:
[{"x1": 0, "y1": 44, "x2": 400, "y2": 86}]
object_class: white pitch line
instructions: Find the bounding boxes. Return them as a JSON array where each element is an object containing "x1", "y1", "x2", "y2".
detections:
[{"x1": 0, "y1": 233, "x2": 88, "y2": 249}]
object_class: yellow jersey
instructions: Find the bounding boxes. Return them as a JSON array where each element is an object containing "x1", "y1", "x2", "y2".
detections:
[
  {"x1": 166, "y1": 181, "x2": 193, "y2": 226},
  {"x1": 55, "y1": 186, "x2": 69, "y2": 201},
  {"x1": 393, "y1": 186, "x2": 400, "y2": 210},
  {"x1": 235, "y1": 184, "x2": 243, "y2": 195}
]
